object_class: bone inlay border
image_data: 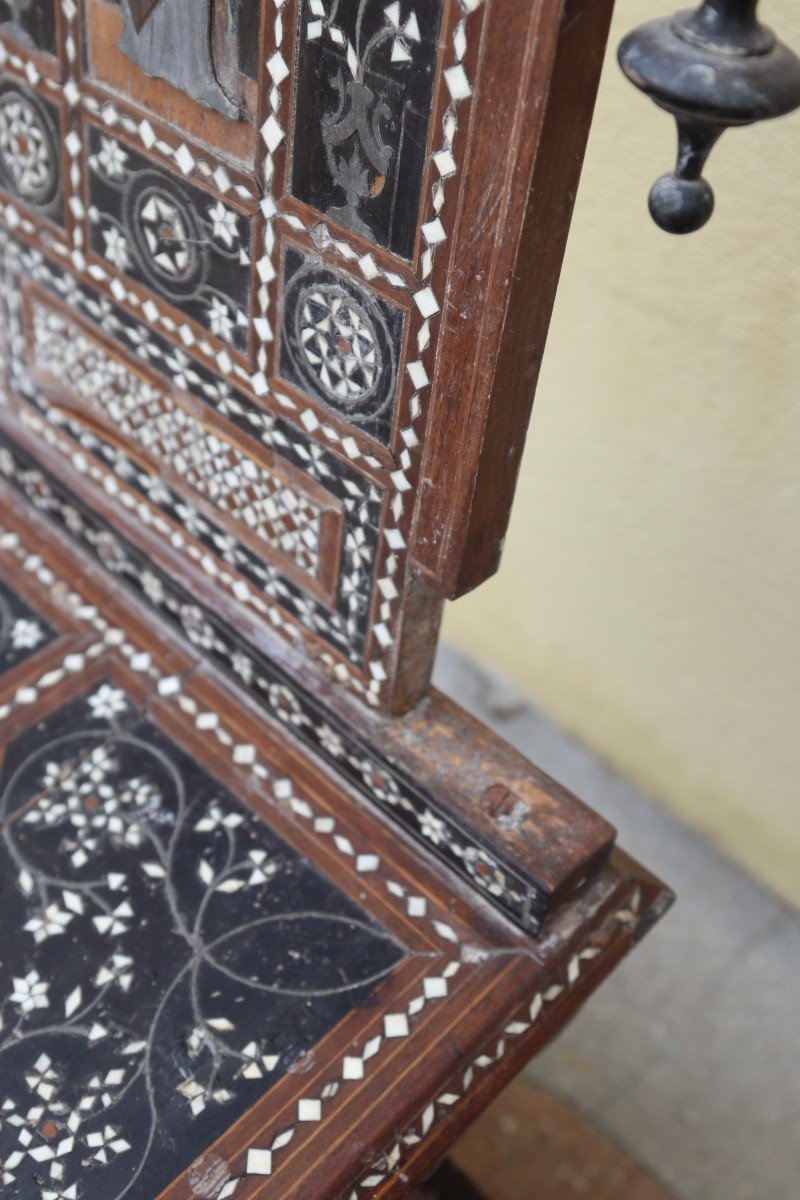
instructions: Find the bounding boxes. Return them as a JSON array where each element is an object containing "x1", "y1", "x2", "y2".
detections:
[{"x1": 348, "y1": 891, "x2": 644, "y2": 1197}]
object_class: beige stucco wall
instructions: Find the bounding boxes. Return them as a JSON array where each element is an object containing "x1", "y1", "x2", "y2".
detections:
[{"x1": 443, "y1": 0, "x2": 800, "y2": 908}]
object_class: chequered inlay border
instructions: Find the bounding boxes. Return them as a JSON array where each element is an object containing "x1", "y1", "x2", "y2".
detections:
[{"x1": 348, "y1": 891, "x2": 643, "y2": 1197}]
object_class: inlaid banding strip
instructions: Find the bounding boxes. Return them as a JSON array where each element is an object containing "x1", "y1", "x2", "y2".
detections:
[{"x1": 23, "y1": 293, "x2": 344, "y2": 596}]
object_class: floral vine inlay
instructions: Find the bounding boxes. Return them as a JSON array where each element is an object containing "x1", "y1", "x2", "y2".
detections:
[{"x1": 0, "y1": 685, "x2": 405, "y2": 1200}]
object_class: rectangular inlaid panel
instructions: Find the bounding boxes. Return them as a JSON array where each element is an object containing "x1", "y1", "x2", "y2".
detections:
[
  {"x1": 290, "y1": 0, "x2": 445, "y2": 259},
  {"x1": 0, "y1": 79, "x2": 63, "y2": 227},
  {"x1": 84, "y1": 0, "x2": 264, "y2": 160},
  {"x1": 277, "y1": 244, "x2": 405, "y2": 445},
  {"x1": 86, "y1": 126, "x2": 255, "y2": 355},
  {"x1": 0, "y1": 234, "x2": 383, "y2": 665},
  {"x1": 24, "y1": 292, "x2": 343, "y2": 592},
  {"x1": 0, "y1": 1, "x2": 57, "y2": 56}
]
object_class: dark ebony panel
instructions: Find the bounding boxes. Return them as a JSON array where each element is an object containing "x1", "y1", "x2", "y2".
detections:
[
  {"x1": 279, "y1": 245, "x2": 404, "y2": 444},
  {"x1": 0, "y1": 575, "x2": 56, "y2": 676},
  {"x1": 291, "y1": 0, "x2": 444, "y2": 259},
  {"x1": 235, "y1": 0, "x2": 262, "y2": 80},
  {"x1": 86, "y1": 126, "x2": 252, "y2": 352},
  {"x1": 0, "y1": 684, "x2": 405, "y2": 1200},
  {"x1": 0, "y1": 0, "x2": 57, "y2": 55}
]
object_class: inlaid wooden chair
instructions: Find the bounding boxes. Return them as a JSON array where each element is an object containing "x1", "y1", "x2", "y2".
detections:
[{"x1": 0, "y1": 2, "x2": 685, "y2": 1198}]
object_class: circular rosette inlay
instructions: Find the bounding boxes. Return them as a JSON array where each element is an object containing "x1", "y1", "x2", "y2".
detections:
[
  {"x1": 0, "y1": 84, "x2": 59, "y2": 208},
  {"x1": 125, "y1": 171, "x2": 206, "y2": 298},
  {"x1": 283, "y1": 262, "x2": 398, "y2": 425},
  {"x1": 298, "y1": 285, "x2": 379, "y2": 405}
]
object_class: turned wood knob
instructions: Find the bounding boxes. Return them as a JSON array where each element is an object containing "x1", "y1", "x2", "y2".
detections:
[{"x1": 618, "y1": 0, "x2": 800, "y2": 233}]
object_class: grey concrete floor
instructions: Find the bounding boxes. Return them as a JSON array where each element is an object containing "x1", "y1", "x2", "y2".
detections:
[{"x1": 433, "y1": 645, "x2": 799, "y2": 1200}]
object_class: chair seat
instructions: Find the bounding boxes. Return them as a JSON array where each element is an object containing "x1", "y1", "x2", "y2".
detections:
[{"x1": 0, "y1": 486, "x2": 667, "y2": 1200}]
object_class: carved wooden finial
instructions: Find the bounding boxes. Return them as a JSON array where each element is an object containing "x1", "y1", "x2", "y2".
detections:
[{"x1": 619, "y1": 0, "x2": 800, "y2": 232}]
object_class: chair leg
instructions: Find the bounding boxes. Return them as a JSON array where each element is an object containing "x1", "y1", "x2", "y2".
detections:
[{"x1": 406, "y1": 1159, "x2": 488, "y2": 1200}]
